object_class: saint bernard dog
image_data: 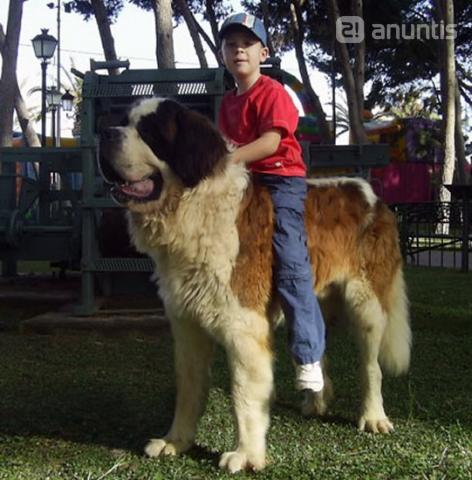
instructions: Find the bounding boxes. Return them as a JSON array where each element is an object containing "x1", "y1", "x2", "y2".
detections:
[{"x1": 98, "y1": 97, "x2": 411, "y2": 473}]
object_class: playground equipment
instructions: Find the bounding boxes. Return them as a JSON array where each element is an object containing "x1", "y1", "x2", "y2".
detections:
[
  {"x1": 0, "y1": 60, "x2": 389, "y2": 314},
  {"x1": 366, "y1": 117, "x2": 443, "y2": 203}
]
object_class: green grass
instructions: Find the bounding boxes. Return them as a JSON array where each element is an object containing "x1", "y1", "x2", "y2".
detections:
[{"x1": 0, "y1": 266, "x2": 471, "y2": 479}]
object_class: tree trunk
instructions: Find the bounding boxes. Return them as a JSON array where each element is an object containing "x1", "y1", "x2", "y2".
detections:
[
  {"x1": 351, "y1": 0, "x2": 365, "y2": 116},
  {"x1": 290, "y1": 0, "x2": 332, "y2": 143},
  {"x1": 175, "y1": 0, "x2": 207, "y2": 68},
  {"x1": 90, "y1": 0, "x2": 119, "y2": 75},
  {"x1": 153, "y1": 0, "x2": 175, "y2": 69},
  {"x1": 457, "y1": 75, "x2": 472, "y2": 109},
  {"x1": 0, "y1": 0, "x2": 24, "y2": 152},
  {"x1": 193, "y1": 17, "x2": 219, "y2": 64},
  {"x1": 198, "y1": 1, "x2": 220, "y2": 64},
  {"x1": 327, "y1": 0, "x2": 368, "y2": 144},
  {"x1": 454, "y1": 78, "x2": 467, "y2": 184},
  {"x1": 14, "y1": 88, "x2": 41, "y2": 147},
  {"x1": 438, "y1": 0, "x2": 456, "y2": 205},
  {"x1": 433, "y1": 0, "x2": 456, "y2": 235},
  {"x1": 0, "y1": 23, "x2": 40, "y2": 147},
  {"x1": 261, "y1": 0, "x2": 276, "y2": 55},
  {"x1": 205, "y1": 0, "x2": 220, "y2": 49}
]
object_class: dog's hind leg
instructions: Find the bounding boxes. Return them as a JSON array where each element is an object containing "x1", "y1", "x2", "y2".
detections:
[
  {"x1": 345, "y1": 279, "x2": 394, "y2": 433},
  {"x1": 145, "y1": 318, "x2": 214, "y2": 458},
  {"x1": 218, "y1": 317, "x2": 273, "y2": 473},
  {"x1": 300, "y1": 356, "x2": 334, "y2": 417},
  {"x1": 299, "y1": 291, "x2": 341, "y2": 418}
]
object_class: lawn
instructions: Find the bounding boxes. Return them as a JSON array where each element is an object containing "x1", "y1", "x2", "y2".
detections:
[{"x1": 0, "y1": 266, "x2": 471, "y2": 479}]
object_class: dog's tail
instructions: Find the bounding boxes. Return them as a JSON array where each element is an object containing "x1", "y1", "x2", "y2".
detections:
[{"x1": 379, "y1": 267, "x2": 412, "y2": 376}]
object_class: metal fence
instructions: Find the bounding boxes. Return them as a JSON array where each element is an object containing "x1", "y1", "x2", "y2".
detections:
[{"x1": 392, "y1": 201, "x2": 471, "y2": 271}]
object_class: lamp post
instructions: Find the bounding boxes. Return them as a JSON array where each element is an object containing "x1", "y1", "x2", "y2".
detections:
[
  {"x1": 46, "y1": 86, "x2": 62, "y2": 147},
  {"x1": 31, "y1": 29, "x2": 57, "y2": 147}
]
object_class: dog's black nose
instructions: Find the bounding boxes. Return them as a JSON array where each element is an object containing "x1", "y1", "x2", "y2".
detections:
[{"x1": 102, "y1": 127, "x2": 121, "y2": 141}]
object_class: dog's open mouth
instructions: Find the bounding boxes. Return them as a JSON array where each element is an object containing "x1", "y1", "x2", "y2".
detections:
[
  {"x1": 110, "y1": 172, "x2": 163, "y2": 204},
  {"x1": 97, "y1": 143, "x2": 163, "y2": 205}
]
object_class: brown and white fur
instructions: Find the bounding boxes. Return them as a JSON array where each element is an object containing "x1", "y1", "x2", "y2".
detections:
[{"x1": 98, "y1": 97, "x2": 411, "y2": 473}]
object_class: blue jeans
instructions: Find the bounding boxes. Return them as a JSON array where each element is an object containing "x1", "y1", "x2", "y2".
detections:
[{"x1": 256, "y1": 174, "x2": 325, "y2": 365}]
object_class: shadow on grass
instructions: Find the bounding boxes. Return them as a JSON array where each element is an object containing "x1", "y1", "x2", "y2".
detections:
[{"x1": 0, "y1": 333, "x2": 176, "y2": 454}]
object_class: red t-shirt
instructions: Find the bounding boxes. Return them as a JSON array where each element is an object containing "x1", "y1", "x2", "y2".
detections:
[{"x1": 219, "y1": 75, "x2": 306, "y2": 177}]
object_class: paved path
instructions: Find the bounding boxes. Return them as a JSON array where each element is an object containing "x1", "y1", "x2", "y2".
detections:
[
  {"x1": 0, "y1": 274, "x2": 167, "y2": 334},
  {"x1": 407, "y1": 250, "x2": 471, "y2": 270}
]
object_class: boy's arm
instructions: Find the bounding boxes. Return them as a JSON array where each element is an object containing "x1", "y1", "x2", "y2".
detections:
[{"x1": 230, "y1": 129, "x2": 281, "y2": 165}]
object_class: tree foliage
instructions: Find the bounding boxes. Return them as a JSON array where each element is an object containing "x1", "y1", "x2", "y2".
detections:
[
  {"x1": 365, "y1": 0, "x2": 471, "y2": 111},
  {"x1": 1, "y1": 0, "x2": 469, "y2": 156},
  {"x1": 65, "y1": 0, "x2": 124, "y2": 23},
  {"x1": 242, "y1": 0, "x2": 471, "y2": 115}
]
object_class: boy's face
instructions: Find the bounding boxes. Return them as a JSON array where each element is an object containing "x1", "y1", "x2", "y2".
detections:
[{"x1": 220, "y1": 28, "x2": 269, "y2": 82}]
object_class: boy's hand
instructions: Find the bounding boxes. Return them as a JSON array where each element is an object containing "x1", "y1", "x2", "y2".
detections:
[{"x1": 225, "y1": 139, "x2": 238, "y2": 152}]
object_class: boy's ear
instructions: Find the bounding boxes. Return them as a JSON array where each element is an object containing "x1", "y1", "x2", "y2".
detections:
[{"x1": 260, "y1": 46, "x2": 269, "y2": 63}]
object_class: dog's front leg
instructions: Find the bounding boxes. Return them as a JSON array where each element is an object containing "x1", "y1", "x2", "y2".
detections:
[
  {"x1": 145, "y1": 317, "x2": 214, "y2": 458},
  {"x1": 218, "y1": 322, "x2": 273, "y2": 473}
]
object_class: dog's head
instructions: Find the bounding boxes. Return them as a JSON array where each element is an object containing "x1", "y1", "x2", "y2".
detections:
[{"x1": 98, "y1": 98, "x2": 228, "y2": 209}]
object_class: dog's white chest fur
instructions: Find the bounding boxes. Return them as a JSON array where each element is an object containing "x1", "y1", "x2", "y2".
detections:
[{"x1": 131, "y1": 164, "x2": 249, "y2": 324}]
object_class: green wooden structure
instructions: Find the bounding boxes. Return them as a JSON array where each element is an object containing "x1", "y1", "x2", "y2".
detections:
[{"x1": 0, "y1": 147, "x2": 82, "y2": 273}]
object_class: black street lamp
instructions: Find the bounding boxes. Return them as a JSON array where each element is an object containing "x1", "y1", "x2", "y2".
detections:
[
  {"x1": 61, "y1": 89, "x2": 74, "y2": 113},
  {"x1": 31, "y1": 29, "x2": 57, "y2": 147},
  {"x1": 46, "y1": 86, "x2": 62, "y2": 147}
]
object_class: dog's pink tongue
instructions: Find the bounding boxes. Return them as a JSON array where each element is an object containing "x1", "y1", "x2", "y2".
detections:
[{"x1": 121, "y1": 178, "x2": 154, "y2": 198}]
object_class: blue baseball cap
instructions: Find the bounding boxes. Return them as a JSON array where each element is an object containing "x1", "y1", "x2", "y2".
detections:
[{"x1": 219, "y1": 12, "x2": 267, "y2": 47}]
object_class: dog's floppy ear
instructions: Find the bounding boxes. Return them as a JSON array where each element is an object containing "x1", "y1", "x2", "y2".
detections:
[
  {"x1": 171, "y1": 107, "x2": 228, "y2": 188},
  {"x1": 136, "y1": 99, "x2": 181, "y2": 163},
  {"x1": 136, "y1": 99, "x2": 228, "y2": 188}
]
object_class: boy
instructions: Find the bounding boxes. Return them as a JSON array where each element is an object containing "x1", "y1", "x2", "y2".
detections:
[{"x1": 218, "y1": 13, "x2": 326, "y2": 393}]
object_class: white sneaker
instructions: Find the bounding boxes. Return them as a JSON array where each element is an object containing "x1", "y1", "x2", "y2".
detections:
[{"x1": 295, "y1": 361, "x2": 324, "y2": 392}]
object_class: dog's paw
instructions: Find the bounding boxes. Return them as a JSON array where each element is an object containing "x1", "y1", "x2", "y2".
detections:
[
  {"x1": 144, "y1": 438, "x2": 191, "y2": 457},
  {"x1": 358, "y1": 416, "x2": 394, "y2": 434},
  {"x1": 218, "y1": 450, "x2": 266, "y2": 473}
]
